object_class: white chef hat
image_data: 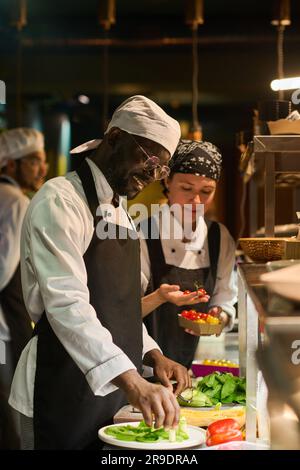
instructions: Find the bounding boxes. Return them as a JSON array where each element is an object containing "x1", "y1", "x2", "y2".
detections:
[
  {"x1": 70, "y1": 95, "x2": 181, "y2": 156},
  {"x1": 0, "y1": 127, "x2": 44, "y2": 168}
]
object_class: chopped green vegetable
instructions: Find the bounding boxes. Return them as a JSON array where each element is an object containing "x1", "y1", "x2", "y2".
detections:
[
  {"x1": 104, "y1": 420, "x2": 189, "y2": 444},
  {"x1": 177, "y1": 388, "x2": 213, "y2": 407},
  {"x1": 168, "y1": 429, "x2": 176, "y2": 442},
  {"x1": 179, "y1": 416, "x2": 187, "y2": 433}
]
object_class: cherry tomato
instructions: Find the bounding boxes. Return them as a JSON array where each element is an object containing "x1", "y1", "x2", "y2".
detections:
[
  {"x1": 200, "y1": 313, "x2": 208, "y2": 320},
  {"x1": 207, "y1": 418, "x2": 240, "y2": 437},
  {"x1": 189, "y1": 313, "x2": 199, "y2": 321},
  {"x1": 181, "y1": 310, "x2": 190, "y2": 318},
  {"x1": 183, "y1": 290, "x2": 191, "y2": 295},
  {"x1": 206, "y1": 430, "x2": 243, "y2": 447},
  {"x1": 197, "y1": 288, "x2": 207, "y2": 297}
]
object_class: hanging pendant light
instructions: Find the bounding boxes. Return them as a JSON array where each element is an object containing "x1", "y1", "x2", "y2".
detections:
[
  {"x1": 98, "y1": 1, "x2": 116, "y2": 132},
  {"x1": 270, "y1": 0, "x2": 291, "y2": 100},
  {"x1": 98, "y1": 0, "x2": 116, "y2": 32},
  {"x1": 10, "y1": 0, "x2": 27, "y2": 126},
  {"x1": 185, "y1": 0, "x2": 204, "y2": 141},
  {"x1": 10, "y1": 0, "x2": 27, "y2": 31}
]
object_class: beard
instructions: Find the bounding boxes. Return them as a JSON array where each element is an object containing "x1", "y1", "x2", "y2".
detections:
[{"x1": 15, "y1": 164, "x2": 40, "y2": 193}]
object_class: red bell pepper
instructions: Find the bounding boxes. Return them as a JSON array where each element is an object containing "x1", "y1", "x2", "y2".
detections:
[
  {"x1": 207, "y1": 418, "x2": 240, "y2": 437},
  {"x1": 206, "y1": 418, "x2": 243, "y2": 447}
]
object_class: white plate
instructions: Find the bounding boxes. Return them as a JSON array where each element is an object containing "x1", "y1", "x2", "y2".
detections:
[
  {"x1": 260, "y1": 264, "x2": 300, "y2": 302},
  {"x1": 98, "y1": 421, "x2": 206, "y2": 450}
]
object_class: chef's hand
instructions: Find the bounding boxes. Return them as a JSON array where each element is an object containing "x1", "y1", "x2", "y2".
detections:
[
  {"x1": 185, "y1": 306, "x2": 229, "y2": 337},
  {"x1": 112, "y1": 369, "x2": 180, "y2": 430},
  {"x1": 157, "y1": 283, "x2": 210, "y2": 306},
  {"x1": 143, "y1": 349, "x2": 192, "y2": 396}
]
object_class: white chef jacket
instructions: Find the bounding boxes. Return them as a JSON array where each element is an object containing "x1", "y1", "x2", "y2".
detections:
[
  {"x1": 9, "y1": 159, "x2": 160, "y2": 417},
  {"x1": 140, "y1": 204, "x2": 237, "y2": 331},
  {"x1": 0, "y1": 176, "x2": 30, "y2": 341}
]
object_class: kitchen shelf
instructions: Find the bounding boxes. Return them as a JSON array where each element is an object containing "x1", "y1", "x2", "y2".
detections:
[{"x1": 249, "y1": 135, "x2": 300, "y2": 237}]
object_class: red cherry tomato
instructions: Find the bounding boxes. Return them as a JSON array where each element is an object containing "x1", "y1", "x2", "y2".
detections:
[
  {"x1": 183, "y1": 290, "x2": 191, "y2": 295},
  {"x1": 200, "y1": 313, "x2": 208, "y2": 320},
  {"x1": 181, "y1": 310, "x2": 190, "y2": 318},
  {"x1": 207, "y1": 418, "x2": 240, "y2": 437},
  {"x1": 197, "y1": 288, "x2": 207, "y2": 297}
]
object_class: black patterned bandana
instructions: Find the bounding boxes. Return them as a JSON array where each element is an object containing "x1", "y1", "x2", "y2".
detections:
[{"x1": 169, "y1": 139, "x2": 222, "y2": 180}]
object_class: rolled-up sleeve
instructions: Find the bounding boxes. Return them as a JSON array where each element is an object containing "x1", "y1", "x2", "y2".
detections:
[
  {"x1": 26, "y1": 194, "x2": 136, "y2": 396},
  {"x1": 142, "y1": 323, "x2": 162, "y2": 357}
]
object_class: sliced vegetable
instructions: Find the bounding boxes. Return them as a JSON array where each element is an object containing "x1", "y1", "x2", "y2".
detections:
[
  {"x1": 177, "y1": 388, "x2": 213, "y2": 407},
  {"x1": 179, "y1": 416, "x2": 187, "y2": 433},
  {"x1": 104, "y1": 420, "x2": 189, "y2": 444},
  {"x1": 168, "y1": 429, "x2": 176, "y2": 442}
]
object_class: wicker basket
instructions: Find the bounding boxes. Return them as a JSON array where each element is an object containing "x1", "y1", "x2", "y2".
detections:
[{"x1": 239, "y1": 237, "x2": 300, "y2": 263}]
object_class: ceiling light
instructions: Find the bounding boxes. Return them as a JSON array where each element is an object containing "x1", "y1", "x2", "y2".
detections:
[
  {"x1": 271, "y1": 0, "x2": 291, "y2": 26},
  {"x1": 78, "y1": 94, "x2": 90, "y2": 104},
  {"x1": 271, "y1": 77, "x2": 300, "y2": 91}
]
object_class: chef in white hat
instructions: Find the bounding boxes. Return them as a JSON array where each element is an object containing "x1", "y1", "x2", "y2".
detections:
[
  {"x1": 9, "y1": 96, "x2": 191, "y2": 450},
  {"x1": 0, "y1": 127, "x2": 46, "y2": 449}
]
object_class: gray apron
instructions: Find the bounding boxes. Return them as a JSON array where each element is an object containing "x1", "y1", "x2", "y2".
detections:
[{"x1": 144, "y1": 217, "x2": 220, "y2": 368}]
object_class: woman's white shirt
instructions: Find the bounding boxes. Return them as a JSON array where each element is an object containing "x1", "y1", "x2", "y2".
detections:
[{"x1": 140, "y1": 204, "x2": 237, "y2": 330}]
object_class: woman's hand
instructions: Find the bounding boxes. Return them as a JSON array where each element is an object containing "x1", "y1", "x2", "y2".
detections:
[{"x1": 157, "y1": 283, "x2": 210, "y2": 306}]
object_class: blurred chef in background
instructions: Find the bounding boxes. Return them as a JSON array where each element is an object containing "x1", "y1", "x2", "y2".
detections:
[{"x1": 0, "y1": 127, "x2": 46, "y2": 449}]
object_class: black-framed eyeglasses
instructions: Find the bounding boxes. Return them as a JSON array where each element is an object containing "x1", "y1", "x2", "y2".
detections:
[{"x1": 128, "y1": 133, "x2": 170, "y2": 180}]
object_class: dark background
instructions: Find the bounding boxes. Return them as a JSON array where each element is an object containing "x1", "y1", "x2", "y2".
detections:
[{"x1": 0, "y1": 0, "x2": 300, "y2": 237}]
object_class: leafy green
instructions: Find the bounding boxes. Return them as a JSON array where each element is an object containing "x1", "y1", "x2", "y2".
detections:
[
  {"x1": 104, "y1": 420, "x2": 189, "y2": 443},
  {"x1": 176, "y1": 372, "x2": 246, "y2": 408},
  {"x1": 194, "y1": 372, "x2": 246, "y2": 406}
]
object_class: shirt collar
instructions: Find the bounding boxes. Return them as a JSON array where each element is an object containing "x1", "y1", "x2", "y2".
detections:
[
  {"x1": 86, "y1": 158, "x2": 114, "y2": 204},
  {"x1": 159, "y1": 203, "x2": 207, "y2": 248},
  {"x1": 0, "y1": 175, "x2": 20, "y2": 188}
]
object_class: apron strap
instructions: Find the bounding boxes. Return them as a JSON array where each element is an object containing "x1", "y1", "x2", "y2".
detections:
[
  {"x1": 76, "y1": 159, "x2": 100, "y2": 224},
  {"x1": 207, "y1": 220, "x2": 221, "y2": 284},
  {"x1": 145, "y1": 216, "x2": 221, "y2": 290}
]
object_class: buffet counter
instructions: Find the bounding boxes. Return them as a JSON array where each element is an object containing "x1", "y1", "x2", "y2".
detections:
[{"x1": 238, "y1": 262, "x2": 300, "y2": 449}]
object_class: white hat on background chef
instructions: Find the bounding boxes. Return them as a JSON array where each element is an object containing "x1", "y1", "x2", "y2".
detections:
[
  {"x1": 70, "y1": 95, "x2": 181, "y2": 157},
  {"x1": 0, "y1": 127, "x2": 45, "y2": 168}
]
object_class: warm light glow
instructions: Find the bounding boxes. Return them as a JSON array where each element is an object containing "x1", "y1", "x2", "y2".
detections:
[
  {"x1": 78, "y1": 94, "x2": 90, "y2": 104},
  {"x1": 271, "y1": 77, "x2": 300, "y2": 91}
]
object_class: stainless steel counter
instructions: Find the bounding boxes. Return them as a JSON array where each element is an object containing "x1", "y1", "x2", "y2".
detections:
[{"x1": 238, "y1": 262, "x2": 300, "y2": 449}]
